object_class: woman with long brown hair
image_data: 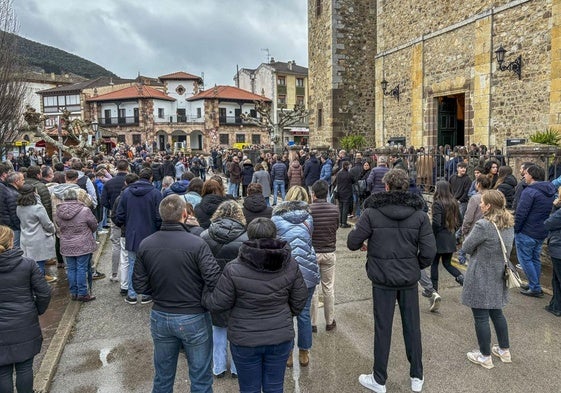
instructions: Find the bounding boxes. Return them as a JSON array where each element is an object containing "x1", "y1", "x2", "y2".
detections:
[
  {"x1": 194, "y1": 178, "x2": 228, "y2": 229},
  {"x1": 493, "y1": 166, "x2": 517, "y2": 210},
  {"x1": 431, "y1": 180, "x2": 464, "y2": 292},
  {"x1": 461, "y1": 190, "x2": 514, "y2": 369}
]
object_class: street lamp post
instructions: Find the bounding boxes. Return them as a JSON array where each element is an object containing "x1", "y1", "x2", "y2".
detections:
[{"x1": 91, "y1": 121, "x2": 100, "y2": 153}]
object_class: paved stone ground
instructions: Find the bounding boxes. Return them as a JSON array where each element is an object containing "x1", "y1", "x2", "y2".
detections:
[{"x1": 43, "y1": 224, "x2": 561, "y2": 393}]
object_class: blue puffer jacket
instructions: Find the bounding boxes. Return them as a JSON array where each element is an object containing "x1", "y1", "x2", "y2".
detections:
[
  {"x1": 271, "y1": 200, "x2": 319, "y2": 288},
  {"x1": 320, "y1": 159, "x2": 333, "y2": 182},
  {"x1": 515, "y1": 181, "x2": 556, "y2": 240}
]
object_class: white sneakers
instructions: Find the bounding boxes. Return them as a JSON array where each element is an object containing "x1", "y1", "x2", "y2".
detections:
[
  {"x1": 411, "y1": 377, "x2": 424, "y2": 392},
  {"x1": 358, "y1": 374, "x2": 424, "y2": 392},
  {"x1": 467, "y1": 350, "x2": 494, "y2": 369},
  {"x1": 429, "y1": 292, "x2": 441, "y2": 312},
  {"x1": 358, "y1": 374, "x2": 386, "y2": 393},
  {"x1": 491, "y1": 345, "x2": 512, "y2": 363}
]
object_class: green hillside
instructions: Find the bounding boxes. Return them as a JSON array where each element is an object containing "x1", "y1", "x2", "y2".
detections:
[{"x1": 5, "y1": 32, "x2": 117, "y2": 79}]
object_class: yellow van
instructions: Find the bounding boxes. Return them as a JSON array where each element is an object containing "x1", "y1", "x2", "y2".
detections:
[{"x1": 232, "y1": 142, "x2": 250, "y2": 150}]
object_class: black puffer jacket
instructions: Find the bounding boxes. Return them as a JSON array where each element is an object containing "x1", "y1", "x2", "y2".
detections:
[
  {"x1": 242, "y1": 194, "x2": 272, "y2": 224},
  {"x1": 201, "y1": 218, "x2": 248, "y2": 327},
  {"x1": 203, "y1": 238, "x2": 308, "y2": 347},
  {"x1": 133, "y1": 222, "x2": 221, "y2": 315},
  {"x1": 2, "y1": 184, "x2": 20, "y2": 230},
  {"x1": 496, "y1": 174, "x2": 517, "y2": 209},
  {"x1": 194, "y1": 194, "x2": 228, "y2": 229},
  {"x1": 347, "y1": 191, "x2": 436, "y2": 289},
  {"x1": 0, "y1": 248, "x2": 51, "y2": 365}
]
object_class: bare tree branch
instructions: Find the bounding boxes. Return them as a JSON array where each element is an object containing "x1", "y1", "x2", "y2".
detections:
[{"x1": 0, "y1": 0, "x2": 27, "y2": 157}]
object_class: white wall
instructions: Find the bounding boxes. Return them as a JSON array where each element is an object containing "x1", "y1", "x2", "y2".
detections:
[{"x1": 153, "y1": 99, "x2": 175, "y2": 123}]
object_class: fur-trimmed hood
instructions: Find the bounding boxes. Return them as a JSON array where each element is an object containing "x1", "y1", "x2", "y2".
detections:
[
  {"x1": 363, "y1": 191, "x2": 426, "y2": 221},
  {"x1": 238, "y1": 238, "x2": 291, "y2": 272},
  {"x1": 272, "y1": 200, "x2": 310, "y2": 218}
]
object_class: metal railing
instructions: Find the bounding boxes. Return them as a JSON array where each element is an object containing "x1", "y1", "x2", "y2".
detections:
[{"x1": 100, "y1": 116, "x2": 139, "y2": 126}]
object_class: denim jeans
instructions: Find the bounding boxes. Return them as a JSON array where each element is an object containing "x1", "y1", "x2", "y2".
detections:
[
  {"x1": 272, "y1": 180, "x2": 285, "y2": 205},
  {"x1": 212, "y1": 326, "x2": 237, "y2": 375},
  {"x1": 515, "y1": 233, "x2": 543, "y2": 292},
  {"x1": 418, "y1": 268, "x2": 435, "y2": 294},
  {"x1": 0, "y1": 357, "x2": 34, "y2": 393},
  {"x1": 230, "y1": 340, "x2": 293, "y2": 393},
  {"x1": 150, "y1": 310, "x2": 213, "y2": 393},
  {"x1": 12, "y1": 230, "x2": 20, "y2": 248},
  {"x1": 36, "y1": 260, "x2": 46, "y2": 275},
  {"x1": 66, "y1": 254, "x2": 92, "y2": 296},
  {"x1": 109, "y1": 223, "x2": 121, "y2": 277},
  {"x1": 471, "y1": 308, "x2": 509, "y2": 356},
  {"x1": 296, "y1": 287, "x2": 315, "y2": 350},
  {"x1": 128, "y1": 251, "x2": 138, "y2": 298},
  {"x1": 228, "y1": 182, "x2": 240, "y2": 198}
]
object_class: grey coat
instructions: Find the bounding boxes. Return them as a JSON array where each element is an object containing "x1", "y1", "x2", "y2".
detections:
[
  {"x1": 16, "y1": 203, "x2": 56, "y2": 262},
  {"x1": 460, "y1": 219, "x2": 514, "y2": 309}
]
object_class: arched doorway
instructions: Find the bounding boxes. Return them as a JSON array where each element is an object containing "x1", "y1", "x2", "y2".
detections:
[
  {"x1": 171, "y1": 130, "x2": 187, "y2": 151},
  {"x1": 190, "y1": 130, "x2": 203, "y2": 151},
  {"x1": 156, "y1": 130, "x2": 168, "y2": 152}
]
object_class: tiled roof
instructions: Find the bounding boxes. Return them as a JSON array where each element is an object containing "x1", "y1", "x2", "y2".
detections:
[
  {"x1": 37, "y1": 76, "x2": 136, "y2": 94},
  {"x1": 159, "y1": 71, "x2": 203, "y2": 81},
  {"x1": 269, "y1": 61, "x2": 308, "y2": 75},
  {"x1": 187, "y1": 85, "x2": 270, "y2": 101},
  {"x1": 86, "y1": 85, "x2": 176, "y2": 102}
]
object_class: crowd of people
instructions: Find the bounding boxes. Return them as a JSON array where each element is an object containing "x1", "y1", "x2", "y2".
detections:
[{"x1": 0, "y1": 142, "x2": 560, "y2": 393}]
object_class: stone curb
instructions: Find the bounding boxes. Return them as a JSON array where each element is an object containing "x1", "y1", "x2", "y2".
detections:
[{"x1": 33, "y1": 233, "x2": 109, "y2": 393}]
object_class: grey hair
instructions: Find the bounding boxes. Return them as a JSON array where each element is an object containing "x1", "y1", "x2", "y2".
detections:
[{"x1": 159, "y1": 194, "x2": 186, "y2": 222}]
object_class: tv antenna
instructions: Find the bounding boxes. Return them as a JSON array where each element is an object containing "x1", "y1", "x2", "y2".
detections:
[{"x1": 261, "y1": 48, "x2": 271, "y2": 63}]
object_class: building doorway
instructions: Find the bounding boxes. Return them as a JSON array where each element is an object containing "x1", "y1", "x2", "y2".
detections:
[{"x1": 437, "y1": 94, "x2": 465, "y2": 148}]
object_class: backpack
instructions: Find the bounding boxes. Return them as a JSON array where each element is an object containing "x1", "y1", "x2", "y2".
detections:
[{"x1": 357, "y1": 179, "x2": 367, "y2": 194}]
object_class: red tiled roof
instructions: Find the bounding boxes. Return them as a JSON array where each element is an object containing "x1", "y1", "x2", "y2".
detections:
[
  {"x1": 159, "y1": 71, "x2": 202, "y2": 81},
  {"x1": 187, "y1": 85, "x2": 271, "y2": 102},
  {"x1": 86, "y1": 85, "x2": 176, "y2": 102}
]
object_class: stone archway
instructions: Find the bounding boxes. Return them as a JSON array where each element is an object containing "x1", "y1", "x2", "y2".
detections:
[{"x1": 190, "y1": 130, "x2": 203, "y2": 151}]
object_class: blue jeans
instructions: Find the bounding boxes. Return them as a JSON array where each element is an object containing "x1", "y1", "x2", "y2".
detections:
[
  {"x1": 128, "y1": 251, "x2": 138, "y2": 298},
  {"x1": 296, "y1": 287, "x2": 315, "y2": 350},
  {"x1": 272, "y1": 180, "x2": 285, "y2": 205},
  {"x1": 212, "y1": 326, "x2": 237, "y2": 375},
  {"x1": 230, "y1": 340, "x2": 293, "y2": 393},
  {"x1": 228, "y1": 182, "x2": 240, "y2": 198},
  {"x1": 66, "y1": 254, "x2": 92, "y2": 296},
  {"x1": 471, "y1": 308, "x2": 509, "y2": 356},
  {"x1": 13, "y1": 230, "x2": 20, "y2": 248},
  {"x1": 515, "y1": 233, "x2": 543, "y2": 292},
  {"x1": 36, "y1": 260, "x2": 46, "y2": 275},
  {"x1": 150, "y1": 310, "x2": 213, "y2": 393}
]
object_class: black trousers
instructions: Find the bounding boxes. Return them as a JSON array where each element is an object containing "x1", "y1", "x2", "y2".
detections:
[
  {"x1": 339, "y1": 199, "x2": 351, "y2": 225},
  {"x1": 372, "y1": 286, "x2": 423, "y2": 385},
  {"x1": 550, "y1": 257, "x2": 561, "y2": 313}
]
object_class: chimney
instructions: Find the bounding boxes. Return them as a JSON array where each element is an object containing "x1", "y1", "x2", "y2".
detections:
[
  {"x1": 288, "y1": 61, "x2": 293, "y2": 71},
  {"x1": 270, "y1": 57, "x2": 275, "y2": 63}
]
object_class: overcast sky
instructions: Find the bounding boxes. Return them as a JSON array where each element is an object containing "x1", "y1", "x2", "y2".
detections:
[{"x1": 13, "y1": 0, "x2": 308, "y2": 88}]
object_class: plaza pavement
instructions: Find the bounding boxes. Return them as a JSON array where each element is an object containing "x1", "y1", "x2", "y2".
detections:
[{"x1": 34, "y1": 222, "x2": 561, "y2": 393}]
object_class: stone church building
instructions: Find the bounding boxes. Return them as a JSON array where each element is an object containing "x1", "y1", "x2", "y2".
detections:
[{"x1": 308, "y1": 0, "x2": 561, "y2": 151}]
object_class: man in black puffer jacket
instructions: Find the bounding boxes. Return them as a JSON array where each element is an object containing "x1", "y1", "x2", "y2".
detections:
[
  {"x1": 347, "y1": 168, "x2": 436, "y2": 393},
  {"x1": 133, "y1": 194, "x2": 221, "y2": 391}
]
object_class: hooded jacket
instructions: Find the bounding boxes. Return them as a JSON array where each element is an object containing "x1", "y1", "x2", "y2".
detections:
[
  {"x1": 303, "y1": 156, "x2": 321, "y2": 186},
  {"x1": 115, "y1": 179, "x2": 163, "y2": 252},
  {"x1": 50, "y1": 183, "x2": 93, "y2": 231},
  {"x1": 241, "y1": 163, "x2": 255, "y2": 186},
  {"x1": 347, "y1": 191, "x2": 436, "y2": 289},
  {"x1": 515, "y1": 181, "x2": 556, "y2": 240},
  {"x1": 320, "y1": 158, "x2": 333, "y2": 183},
  {"x1": 55, "y1": 201, "x2": 98, "y2": 256},
  {"x1": 194, "y1": 194, "x2": 228, "y2": 229},
  {"x1": 496, "y1": 174, "x2": 518, "y2": 209},
  {"x1": 162, "y1": 180, "x2": 190, "y2": 198},
  {"x1": 2, "y1": 183, "x2": 20, "y2": 231},
  {"x1": 288, "y1": 160, "x2": 304, "y2": 188},
  {"x1": 201, "y1": 218, "x2": 248, "y2": 327},
  {"x1": 242, "y1": 194, "x2": 273, "y2": 225},
  {"x1": 0, "y1": 248, "x2": 51, "y2": 365},
  {"x1": 272, "y1": 200, "x2": 319, "y2": 288},
  {"x1": 203, "y1": 238, "x2": 307, "y2": 347}
]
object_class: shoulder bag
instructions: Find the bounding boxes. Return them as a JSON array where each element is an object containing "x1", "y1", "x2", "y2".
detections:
[{"x1": 492, "y1": 222, "x2": 522, "y2": 289}]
